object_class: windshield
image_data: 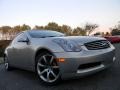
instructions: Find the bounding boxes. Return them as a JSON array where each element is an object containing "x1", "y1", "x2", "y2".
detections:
[{"x1": 28, "y1": 30, "x2": 65, "y2": 38}]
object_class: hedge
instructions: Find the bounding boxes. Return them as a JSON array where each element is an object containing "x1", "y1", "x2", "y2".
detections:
[{"x1": 0, "y1": 40, "x2": 11, "y2": 57}]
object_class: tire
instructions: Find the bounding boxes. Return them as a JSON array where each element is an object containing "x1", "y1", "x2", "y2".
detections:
[
  {"x1": 4, "y1": 55, "x2": 12, "y2": 71},
  {"x1": 36, "y1": 52, "x2": 61, "y2": 85}
]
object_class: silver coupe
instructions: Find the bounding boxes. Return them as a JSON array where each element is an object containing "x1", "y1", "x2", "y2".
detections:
[{"x1": 4, "y1": 30, "x2": 115, "y2": 85}]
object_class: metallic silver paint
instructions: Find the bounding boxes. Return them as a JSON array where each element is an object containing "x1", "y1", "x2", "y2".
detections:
[{"x1": 4, "y1": 30, "x2": 115, "y2": 79}]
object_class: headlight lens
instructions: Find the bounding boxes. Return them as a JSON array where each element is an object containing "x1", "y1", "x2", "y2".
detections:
[{"x1": 53, "y1": 38, "x2": 82, "y2": 52}]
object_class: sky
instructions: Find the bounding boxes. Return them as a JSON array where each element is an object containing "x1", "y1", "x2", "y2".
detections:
[{"x1": 0, "y1": 0, "x2": 120, "y2": 33}]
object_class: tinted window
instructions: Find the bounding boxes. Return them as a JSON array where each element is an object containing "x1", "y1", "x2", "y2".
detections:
[
  {"x1": 28, "y1": 30, "x2": 65, "y2": 38},
  {"x1": 12, "y1": 33, "x2": 27, "y2": 44}
]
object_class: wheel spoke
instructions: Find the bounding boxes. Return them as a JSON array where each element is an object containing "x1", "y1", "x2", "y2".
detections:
[
  {"x1": 50, "y1": 70, "x2": 57, "y2": 78},
  {"x1": 38, "y1": 62, "x2": 46, "y2": 68},
  {"x1": 38, "y1": 69, "x2": 48, "y2": 75},
  {"x1": 37, "y1": 54, "x2": 60, "y2": 83},
  {"x1": 47, "y1": 71, "x2": 50, "y2": 81},
  {"x1": 50, "y1": 56, "x2": 54, "y2": 64},
  {"x1": 43, "y1": 56, "x2": 47, "y2": 64}
]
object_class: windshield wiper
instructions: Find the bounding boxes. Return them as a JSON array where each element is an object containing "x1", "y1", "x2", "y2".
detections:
[{"x1": 39, "y1": 36, "x2": 56, "y2": 38}]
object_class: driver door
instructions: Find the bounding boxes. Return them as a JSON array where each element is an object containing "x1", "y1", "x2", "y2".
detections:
[{"x1": 11, "y1": 33, "x2": 32, "y2": 69}]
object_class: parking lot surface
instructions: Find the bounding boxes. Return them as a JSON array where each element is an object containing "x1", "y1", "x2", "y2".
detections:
[{"x1": 0, "y1": 44, "x2": 120, "y2": 90}]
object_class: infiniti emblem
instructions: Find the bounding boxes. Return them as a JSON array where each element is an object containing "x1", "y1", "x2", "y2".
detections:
[{"x1": 101, "y1": 42, "x2": 107, "y2": 46}]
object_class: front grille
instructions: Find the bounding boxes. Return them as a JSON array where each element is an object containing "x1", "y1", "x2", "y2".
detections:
[{"x1": 84, "y1": 40, "x2": 110, "y2": 50}]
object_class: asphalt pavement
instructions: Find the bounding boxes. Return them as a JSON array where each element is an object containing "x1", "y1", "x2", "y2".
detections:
[{"x1": 0, "y1": 44, "x2": 120, "y2": 90}]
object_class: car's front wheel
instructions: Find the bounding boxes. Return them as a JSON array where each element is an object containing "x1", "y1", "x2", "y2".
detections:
[{"x1": 36, "y1": 52, "x2": 61, "y2": 85}]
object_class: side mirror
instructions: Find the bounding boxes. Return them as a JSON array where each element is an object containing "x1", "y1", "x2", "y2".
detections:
[{"x1": 18, "y1": 38, "x2": 29, "y2": 43}]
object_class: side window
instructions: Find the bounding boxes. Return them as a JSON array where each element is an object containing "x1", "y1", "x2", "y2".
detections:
[{"x1": 12, "y1": 33, "x2": 27, "y2": 44}]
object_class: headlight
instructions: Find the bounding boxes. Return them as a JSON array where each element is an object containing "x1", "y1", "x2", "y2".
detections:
[{"x1": 53, "y1": 38, "x2": 82, "y2": 52}]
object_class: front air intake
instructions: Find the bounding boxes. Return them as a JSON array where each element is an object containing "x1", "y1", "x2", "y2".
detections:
[{"x1": 78, "y1": 62, "x2": 102, "y2": 70}]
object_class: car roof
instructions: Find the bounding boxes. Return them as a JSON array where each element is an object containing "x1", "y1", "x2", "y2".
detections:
[{"x1": 26, "y1": 30, "x2": 58, "y2": 33}]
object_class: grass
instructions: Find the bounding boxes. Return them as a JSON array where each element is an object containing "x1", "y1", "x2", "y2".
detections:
[{"x1": 0, "y1": 57, "x2": 3, "y2": 64}]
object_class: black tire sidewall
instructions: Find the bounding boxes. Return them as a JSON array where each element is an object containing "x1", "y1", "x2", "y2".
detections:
[{"x1": 36, "y1": 52, "x2": 61, "y2": 85}]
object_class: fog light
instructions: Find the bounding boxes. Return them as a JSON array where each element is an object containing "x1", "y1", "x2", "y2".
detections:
[{"x1": 113, "y1": 56, "x2": 116, "y2": 61}]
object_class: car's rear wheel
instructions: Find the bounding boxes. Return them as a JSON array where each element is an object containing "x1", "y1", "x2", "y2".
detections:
[
  {"x1": 4, "y1": 56, "x2": 12, "y2": 71},
  {"x1": 36, "y1": 52, "x2": 61, "y2": 85}
]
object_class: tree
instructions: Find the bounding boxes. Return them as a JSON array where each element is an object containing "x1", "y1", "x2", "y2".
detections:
[
  {"x1": 0, "y1": 22, "x2": 100, "y2": 40},
  {"x1": 111, "y1": 28, "x2": 120, "y2": 35},
  {"x1": 60, "y1": 25, "x2": 72, "y2": 35},
  {"x1": 44, "y1": 22, "x2": 72, "y2": 35},
  {"x1": 13, "y1": 25, "x2": 21, "y2": 33},
  {"x1": 20, "y1": 24, "x2": 31, "y2": 31},
  {"x1": 84, "y1": 23, "x2": 98, "y2": 36},
  {"x1": 44, "y1": 22, "x2": 60, "y2": 31},
  {"x1": 111, "y1": 21, "x2": 120, "y2": 35},
  {"x1": 72, "y1": 27, "x2": 86, "y2": 36},
  {"x1": 9, "y1": 25, "x2": 22, "y2": 39},
  {"x1": 32, "y1": 22, "x2": 72, "y2": 35},
  {"x1": 105, "y1": 32, "x2": 111, "y2": 36},
  {"x1": 0, "y1": 26, "x2": 12, "y2": 40},
  {"x1": 33, "y1": 25, "x2": 44, "y2": 30},
  {"x1": 0, "y1": 26, "x2": 11, "y2": 34},
  {"x1": 93, "y1": 32, "x2": 101, "y2": 36}
]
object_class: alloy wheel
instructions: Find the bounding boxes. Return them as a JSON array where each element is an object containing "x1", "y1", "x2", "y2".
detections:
[{"x1": 37, "y1": 55, "x2": 60, "y2": 83}]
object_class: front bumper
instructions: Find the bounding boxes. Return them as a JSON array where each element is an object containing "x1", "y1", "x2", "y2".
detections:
[{"x1": 53, "y1": 46, "x2": 115, "y2": 79}]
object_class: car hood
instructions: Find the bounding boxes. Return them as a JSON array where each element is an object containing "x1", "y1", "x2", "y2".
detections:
[
  {"x1": 32, "y1": 36, "x2": 106, "y2": 46},
  {"x1": 54, "y1": 36, "x2": 106, "y2": 45}
]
